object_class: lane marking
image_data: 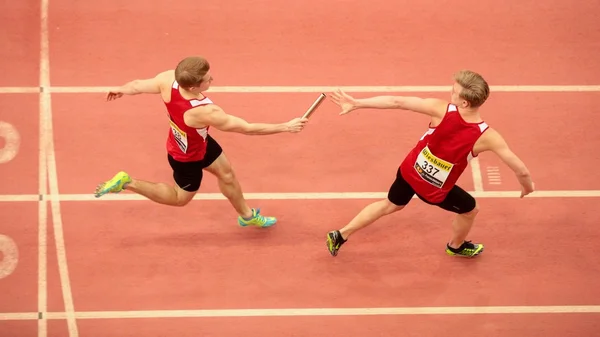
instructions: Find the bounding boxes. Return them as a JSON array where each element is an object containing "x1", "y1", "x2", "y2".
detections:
[
  {"x1": 470, "y1": 157, "x2": 484, "y2": 192},
  {"x1": 37, "y1": 0, "x2": 49, "y2": 335},
  {"x1": 1, "y1": 85, "x2": 600, "y2": 94},
  {"x1": 0, "y1": 195, "x2": 40, "y2": 202},
  {"x1": 487, "y1": 166, "x2": 502, "y2": 185},
  {"x1": 2, "y1": 305, "x2": 600, "y2": 321},
  {"x1": 0, "y1": 313, "x2": 40, "y2": 321},
  {"x1": 0, "y1": 190, "x2": 600, "y2": 202},
  {"x1": 39, "y1": 0, "x2": 78, "y2": 335},
  {"x1": 0, "y1": 87, "x2": 40, "y2": 94}
]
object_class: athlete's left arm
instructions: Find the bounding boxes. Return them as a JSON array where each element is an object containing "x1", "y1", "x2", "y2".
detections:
[
  {"x1": 476, "y1": 128, "x2": 535, "y2": 197},
  {"x1": 106, "y1": 70, "x2": 171, "y2": 100}
]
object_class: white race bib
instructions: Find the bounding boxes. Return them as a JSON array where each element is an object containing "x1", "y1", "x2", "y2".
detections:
[
  {"x1": 170, "y1": 120, "x2": 188, "y2": 153},
  {"x1": 414, "y1": 146, "x2": 454, "y2": 188}
]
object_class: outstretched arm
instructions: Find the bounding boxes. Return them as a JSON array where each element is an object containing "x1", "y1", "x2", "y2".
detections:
[
  {"x1": 106, "y1": 70, "x2": 172, "y2": 101},
  {"x1": 184, "y1": 104, "x2": 308, "y2": 135},
  {"x1": 476, "y1": 128, "x2": 535, "y2": 198},
  {"x1": 329, "y1": 89, "x2": 447, "y2": 118}
]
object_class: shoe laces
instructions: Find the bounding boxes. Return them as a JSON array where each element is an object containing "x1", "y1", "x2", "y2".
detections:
[{"x1": 462, "y1": 240, "x2": 477, "y2": 250}]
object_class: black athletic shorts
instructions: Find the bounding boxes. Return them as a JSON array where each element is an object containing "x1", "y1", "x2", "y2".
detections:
[
  {"x1": 387, "y1": 168, "x2": 476, "y2": 214},
  {"x1": 167, "y1": 135, "x2": 223, "y2": 192}
]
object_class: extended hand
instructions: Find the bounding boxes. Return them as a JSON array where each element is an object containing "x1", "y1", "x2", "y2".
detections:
[
  {"x1": 329, "y1": 89, "x2": 358, "y2": 115},
  {"x1": 106, "y1": 89, "x2": 124, "y2": 101},
  {"x1": 285, "y1": 117, "x2": 309, "y2": 133},
  {"x1": 520, "y1": 182, "x2": 535, "y2": 198}
]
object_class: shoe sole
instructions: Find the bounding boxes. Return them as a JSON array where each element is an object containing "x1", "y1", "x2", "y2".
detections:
[
  {"x1": 326, "y1": 234, "x2": 339, "y2": 257},
  {"x1": 94, "y1": 180, "x2": 124, "y2": 198}
]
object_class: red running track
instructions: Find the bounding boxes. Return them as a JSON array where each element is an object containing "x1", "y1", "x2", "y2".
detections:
[{"x1": 1, "y1": 0, "x2": 600, "y2": 336}]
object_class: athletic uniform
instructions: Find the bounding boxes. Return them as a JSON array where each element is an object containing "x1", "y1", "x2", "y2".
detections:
[
  {"x1": 326, "y1": 103, "x2": 488, "y2": 257},
  {"x1": 164, "y1": 80, "x2": 223, "y2": 192},
  {"x1": 387, "y1": 103, "x2": 488, "y2": 213}
]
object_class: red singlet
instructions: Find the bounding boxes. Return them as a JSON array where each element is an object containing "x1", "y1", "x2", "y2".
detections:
[
  {"x1": 399, "y1": 103, "x2": 489, "y2": 203},
  {"x1": 164, "y1": 81, "x2": 213, "y2": 162}
]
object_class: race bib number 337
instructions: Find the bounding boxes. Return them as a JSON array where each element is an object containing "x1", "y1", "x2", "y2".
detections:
[{"x1": 414, "y1": 146, "x2": 454, "y2": 188}]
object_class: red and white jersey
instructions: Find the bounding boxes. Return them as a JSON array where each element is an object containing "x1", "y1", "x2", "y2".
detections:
[
  {"x1": 399, "y1": 103, "x2": 489, "y2": 203},
  {"x1": 164, "y1": 81, "x2": 213, "y2": 162}
]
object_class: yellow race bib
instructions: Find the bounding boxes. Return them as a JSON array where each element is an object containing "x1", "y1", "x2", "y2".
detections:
[{"x1": 414, "y1": 146, "x2": 454, "y2": 188}]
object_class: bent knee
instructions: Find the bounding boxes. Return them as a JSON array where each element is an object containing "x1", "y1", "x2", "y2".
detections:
[
  {"x1": 461, "y1": 203, "x2": 479, "y2": 217},
  {"x1": 175, "y1": 198, "x2": 192, "y2": 207},
  {"x1": 382, "y1": 199, "x2": 405, "y2": 214},
  {"x1": 215, "y1": 166, "x2": 236, "y2": 184},
  {"x1": 174, "y1": 190, "x2": 195, "y2": 207},
  {"x1": 219, "y1": 171, "x2": 236, "y2": 184}
]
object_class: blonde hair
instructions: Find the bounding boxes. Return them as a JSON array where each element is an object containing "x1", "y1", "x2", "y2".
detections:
[
  {"x1": 453, "y1": 70, "x2": 490, "y2": 108},
  {"x1": 174, "y1": 56, "x2": 210, "y2": 88}
]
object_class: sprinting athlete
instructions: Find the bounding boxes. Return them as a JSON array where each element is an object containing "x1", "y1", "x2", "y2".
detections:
[
  {"x1": 326, "y1": 70, "x2": 535, "y2": 257},
  {"x1": 94, "y1": 56, "x2": 308, "y2": 228}
]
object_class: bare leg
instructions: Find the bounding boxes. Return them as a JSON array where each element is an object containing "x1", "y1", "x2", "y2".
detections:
[
  {"x1": 203, "y1": 153, "x2": 253, "y2": 219},
  {"x1": 448, "y1": 207, "x2": 479, "y2": 248},
  {"x1": 125, "y1": 179, "x2": 195, "y2": 207},
  {"x1": 326, "y1": 198, "x2": 404, "y2": 256},
  {"x1": 339, "y1": 199, "x2": 404, "y2": 239}
]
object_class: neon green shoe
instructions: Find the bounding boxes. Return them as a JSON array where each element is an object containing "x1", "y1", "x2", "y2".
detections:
[
  {"x1": 326, "y1": 230, "x2": 347, "y2": 256},
  {"x1": 94, "y1": 171, "x2": 132, "y2": 198},
  {"x1": 445, "y1": 240, "x2": 484, "y2": 257},
  {"x1": 238, "y1": 208, "x2": 277, "y2": 227}
]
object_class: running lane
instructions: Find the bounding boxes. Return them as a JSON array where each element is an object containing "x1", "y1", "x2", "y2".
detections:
[
  {"x1": 50, "y1": 92, "x2": 475, "y2": 194},
  {"x1": 0, "y1": 0, "x2": 40, "y2": 87},
  {"x1": 475, "y1": 92, "x2": 600, "y2": 191},
  {"x1": 0, "y1": 94, "x2": 39, "y2": 195},
  {"x1": 67, "y1": 314, "x2": 600, "y2": 337},
  {"x1": 0, "y1": 202, "x2": 39, "y2": 314},
  {"x1": 57, "y1": 197, "x2": 599, "y2": 312},
  {"x1": 0, "y1": 321, "x2": 37, "y2": 337},
  {"x1": 47, "y1": 0, "x2": 600, "y2": 86}
]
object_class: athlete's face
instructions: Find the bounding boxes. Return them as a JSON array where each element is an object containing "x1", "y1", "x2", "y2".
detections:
[
  {"x1": 450, "y1": 82, "x2": 469, "y2": 108},
  {"x1": 189, "y1": 71, "x2": 214, "y2": 94},
  {"x1": 198, "y1": 71, "x2": 213, "y2": 91}
]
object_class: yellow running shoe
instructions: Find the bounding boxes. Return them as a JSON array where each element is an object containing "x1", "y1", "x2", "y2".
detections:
[
  {"x1": 445, "y1": 240, "x2": 484, "y2": 257},
  {"x1": 326, "y1": 230, "x2": 346, "y2": 257},
  {"x1": 238, "y1": 208, "x2": 277, "y2": 227},
  {"x1": 94, "y1": 171, "x2": 132, "y2": 198}
]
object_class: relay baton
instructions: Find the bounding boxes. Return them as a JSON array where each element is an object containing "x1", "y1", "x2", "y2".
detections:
[{"x1": 302, "y1": 93, "x2": 326, "y2": 119}]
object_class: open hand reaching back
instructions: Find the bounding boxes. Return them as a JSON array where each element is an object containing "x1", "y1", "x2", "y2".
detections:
[{"x1": 329, "y1": 89, "x2": 358, "y2": 115}]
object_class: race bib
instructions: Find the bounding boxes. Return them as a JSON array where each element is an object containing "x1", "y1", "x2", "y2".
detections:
[
  {"x1": 170, "y1": 120, "x2": 188, "y2": 153},
  {"x1": 414, "y1": 146, "x2": 454, "y2": 188}
]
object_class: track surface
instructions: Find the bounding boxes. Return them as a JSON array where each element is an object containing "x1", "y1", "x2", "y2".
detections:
[{"x1": 1, "y1": 0, "x2": 600, "y2": 336}]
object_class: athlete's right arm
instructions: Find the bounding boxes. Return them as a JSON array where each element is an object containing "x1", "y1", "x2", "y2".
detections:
[
  {"x1": 329, "y1": 89, "x2": 447, "y2": 118},
  {"x1": 184, "y1": 105, "x2": 308, "y2": 135},
  {"x1": 106, "y1": 70, "x2": 172, "y2": 101}
]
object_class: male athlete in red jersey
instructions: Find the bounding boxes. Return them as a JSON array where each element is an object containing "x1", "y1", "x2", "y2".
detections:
[
  {"x1": 326, "y1": 70, "x2": 535, "y2": 257},
  {"x1": 94, "y1": 56, "x2": 308, "y2": 228}
]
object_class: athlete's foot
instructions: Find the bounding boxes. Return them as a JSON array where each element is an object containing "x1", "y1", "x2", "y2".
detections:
[
  {"x1": 94, "y1": 171, "x2": 132, "y2": 198},
  {"x1": 445, "y1": 240, "x2": 484, "y2": 257},
  {"x1": 326, "y1": 230, "x2": 347, "y2": 257},
  {"x1": 238, "y1": 208, "x2": 277, "y2": 228}
]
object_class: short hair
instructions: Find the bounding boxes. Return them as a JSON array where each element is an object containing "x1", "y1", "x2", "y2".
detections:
[
  {"x1": 174, "y1": 56, "x2": 210, "y2": 88},
  {"x1": 453, "y1": 70, "x2": 490, "y2": 108}
]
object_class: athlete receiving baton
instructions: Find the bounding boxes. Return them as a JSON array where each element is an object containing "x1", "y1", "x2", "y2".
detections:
[
  {"x1": 94, "y1": 56, "x2": 313, "y2": 228},
  {"x1": 326, "y1": 70, "x2": 534, "y2": 257}
]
